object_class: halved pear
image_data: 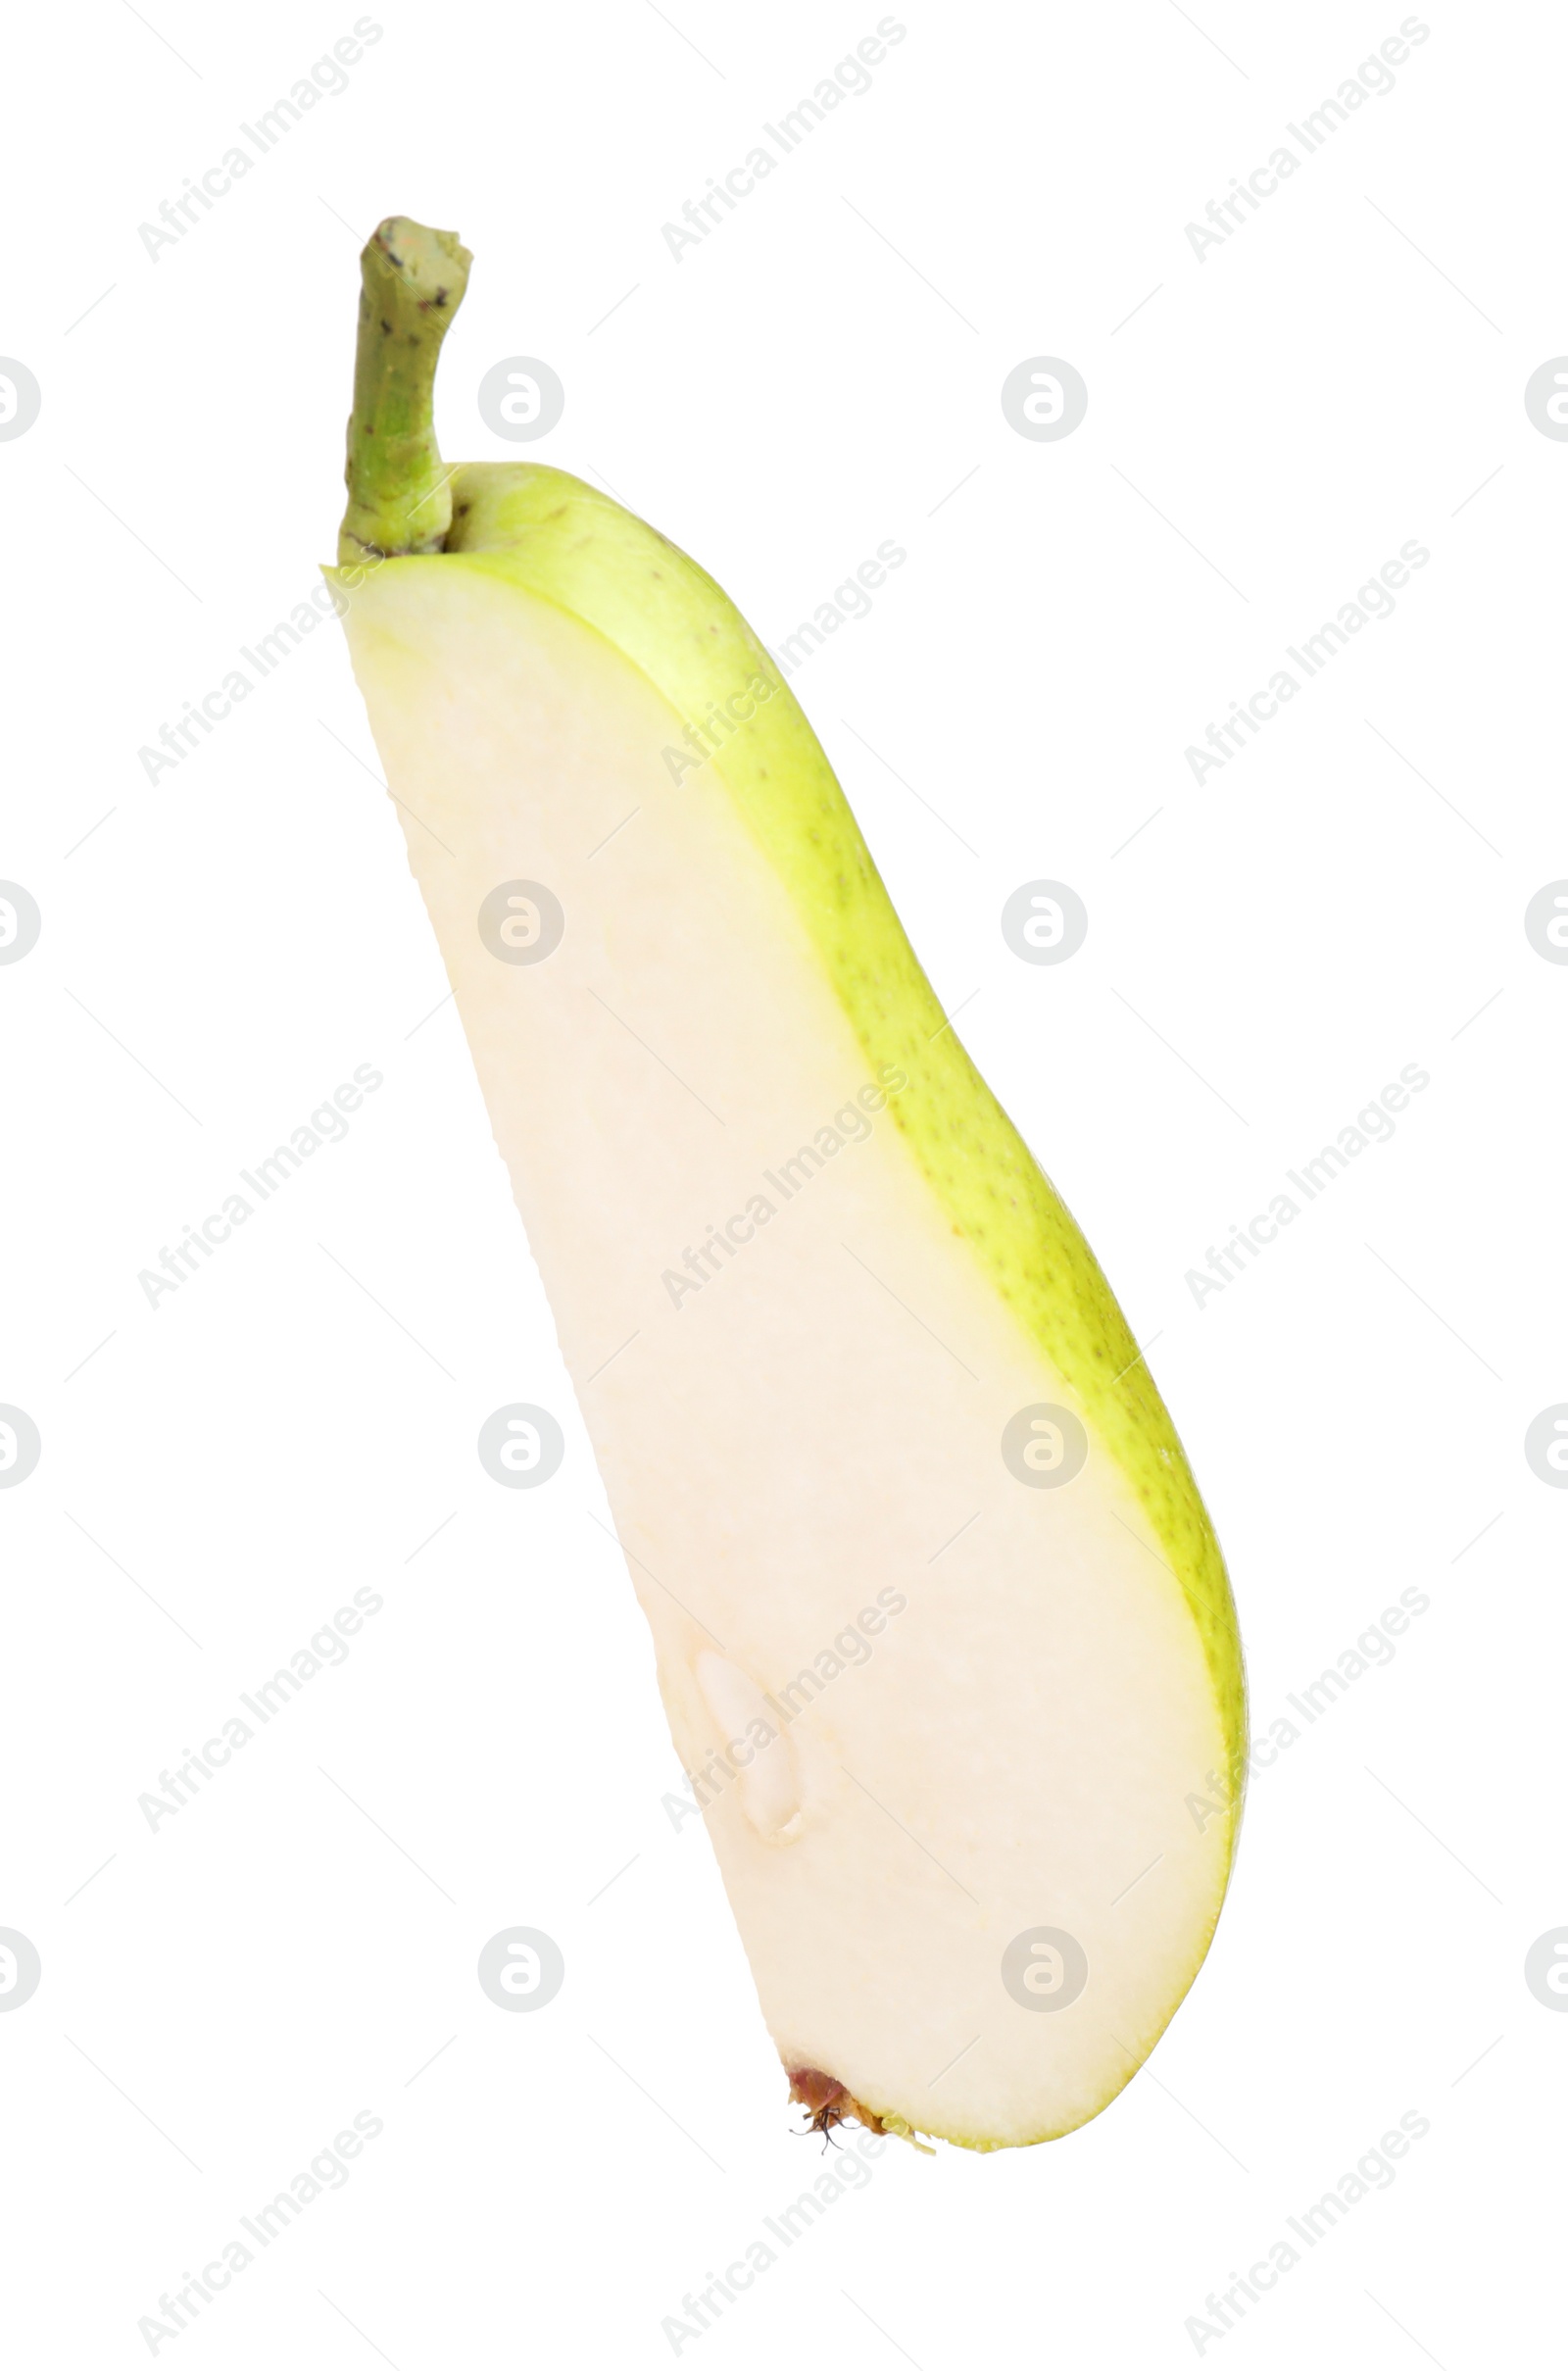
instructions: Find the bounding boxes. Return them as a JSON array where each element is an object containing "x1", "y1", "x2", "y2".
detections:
[{"x1": 331, "y1": 220, "x2": 1246, "y2": 2149}]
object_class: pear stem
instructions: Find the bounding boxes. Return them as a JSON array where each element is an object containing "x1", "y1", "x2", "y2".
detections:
[{"x1": 338, "y1": 216, "x2": 471, "y2": 566}]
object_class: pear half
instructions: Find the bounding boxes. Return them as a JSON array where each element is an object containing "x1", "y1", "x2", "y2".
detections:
[{"x1": 331, "y1": 221, "x2": 1245, "y2": 2150}]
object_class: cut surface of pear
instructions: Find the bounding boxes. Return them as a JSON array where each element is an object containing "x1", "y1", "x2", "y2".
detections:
[{"x1": 333, "y1": 459, "x2": 1246, "y2": 2150}]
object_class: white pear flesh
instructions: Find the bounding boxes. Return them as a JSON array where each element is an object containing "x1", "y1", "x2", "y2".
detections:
[{"x1": 341, "y1": 558, "x2": 1235, "y2": 2150}]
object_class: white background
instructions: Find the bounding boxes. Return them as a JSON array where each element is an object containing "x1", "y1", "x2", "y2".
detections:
[{"x1": 2, "y1": 2, "x2": 1562, "y2": 2362}]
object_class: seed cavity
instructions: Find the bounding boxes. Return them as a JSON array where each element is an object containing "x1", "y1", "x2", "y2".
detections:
[{"x1": 694, "y1": 1650, "x2": 803, "y2": 1840}]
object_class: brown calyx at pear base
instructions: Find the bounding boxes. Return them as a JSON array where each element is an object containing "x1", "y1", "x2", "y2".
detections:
[{"x1": 787, "y1": 2066, "x2": 890, "y2": 2140}]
